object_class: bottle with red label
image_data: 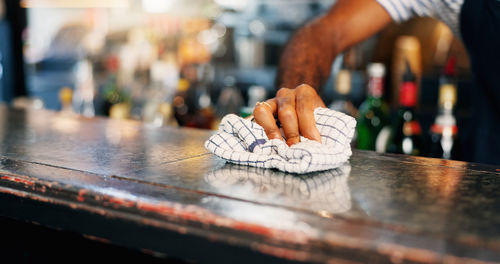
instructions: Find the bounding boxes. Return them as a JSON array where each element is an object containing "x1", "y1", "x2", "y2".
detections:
[
  {"x1": 386, "y1": 61, "x2": 422, "y2": 156},
  {"x1": 429, "y1": 82, "x2": 460, "y2": 159}
]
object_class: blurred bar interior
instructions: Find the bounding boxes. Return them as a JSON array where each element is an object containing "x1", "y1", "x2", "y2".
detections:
[{"x1": 0, "y1": 0, "x2": 476, "y2": 161}]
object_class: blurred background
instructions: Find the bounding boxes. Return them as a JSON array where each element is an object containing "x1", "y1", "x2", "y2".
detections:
[{"x1": 0, "y1": 0, "x2": 474, "y2": 161}]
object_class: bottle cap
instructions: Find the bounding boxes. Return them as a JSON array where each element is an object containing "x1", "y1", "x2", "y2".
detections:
[
  {"x1": 395, "y1": 36, "x2": 421, "y2": 52},
  {"x1": 367, "y1": 63, "x2": 385, "y2": 97},
  {"x1": 403, "y1": 60, "x2": 416, "y2": 82},
  {"x1": 178, "y1": 78, "x2": 190, "y2": 92},
  {"x1": 248, "y1": 85, "x2": 267, "y2": 106},
  {"x1": 439, "y1": 84, "x2": 457, "y2": 106},
  {"x1": 335, "y1": 69, "x2": 351, "y2": 95},
  {"x1": 367, "y1": 63, "x2": 385, "y2": 78},
  {"x1": 59, "y1": 87, "x2": 73, "y2": 105}
]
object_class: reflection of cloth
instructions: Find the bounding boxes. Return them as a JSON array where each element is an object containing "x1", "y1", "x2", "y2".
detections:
[
  {"x1": 205, "y1": 108, "x2": 356, "y2": 174},
  {"x1": 205, "y1": 163, "x2": 352, "y2": 214}
]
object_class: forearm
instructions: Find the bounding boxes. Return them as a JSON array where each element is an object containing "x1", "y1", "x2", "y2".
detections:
[
  {"x1": 275, "y1": 17, "x2": 339, "y2": 90},
  {"x1": 276, "y1": 0, "x2": 392, "y2": 91}
]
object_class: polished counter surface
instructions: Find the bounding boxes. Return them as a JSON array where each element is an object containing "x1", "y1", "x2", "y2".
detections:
[{"x1": 0, "y1": 106, "x2": 498, "y2": 263}]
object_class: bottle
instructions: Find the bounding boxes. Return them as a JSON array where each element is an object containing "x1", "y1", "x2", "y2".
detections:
[
  {"x1": 194, "y1": 63, "x2": 216, "y2": 129},
  {"x1": 73, "y1": 59, "x2": 96, "y2": 117},
  {"x1": 102, "y1": 75, "x2": 130, "y2": 118},
  {"x1": 173, "y1": 77, "x2": 192, "y2": 127},
  {"x1": 386, "y1": 61, "x2": 422, "y2": 156},
  {"x1": 356, "y1": 63, "x2": 390, "y2": 151},
  {"x1": 173, "y1": 65, "x2": 216, "y2": 129},
  {"x1": 101, "y1": 55, "x2": 131, "y2": 117},
  {"x1": 391, "y1": 36, "x2": 422, "y2": 107},
  {"x1": 152, "y1": 102, "x2": 177, "y2": 127},
  {"x1": 216, "y1": 75, "x2": 244, "y2": 119},
  {"x1": 329, "y1": 69, "x2": 356, "y2": 116},
  {"x1": 59, "y1": 87, "x2": 74, "y2": 114},
  {"x1": 429, "y1": 85, "x2": 460, "y2": 160},
  {"x1": 143, "y1": 53, "x2": 179, "y2": 127},
  {"x1": 239, "y1": 85, "x2": 267, "y2": 118},
  {"x1": 428, "y1": 56, "x2": 460, "y2": 159}
]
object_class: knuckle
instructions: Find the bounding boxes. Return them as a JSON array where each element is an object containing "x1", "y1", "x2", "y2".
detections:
[
  {"x1": 278, "y1": 96, "x2": 293, "y2": 106},
  {"x1": 295, "y1": 102, "x2": 307, "y2": 113},
  {"x1": 295, "y1": 95, "x2": 313, "y2": 111},
  {"x1": 278, "y1": 107, "x2": 296, "y2": 120},
  {"x1": 276, "y1": 87, "x2": 291, "y2": 97},
  {"x1": 296, "y1": 84, "x2": 314, "y2": 93},
  {"x1": 253, "y1": 104, "x2": 268, "y2": 115}
]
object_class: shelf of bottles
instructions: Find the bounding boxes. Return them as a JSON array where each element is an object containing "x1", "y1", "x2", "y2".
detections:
[{"x1": 339, "y1": 35, "x2": 464, "y2": 161}]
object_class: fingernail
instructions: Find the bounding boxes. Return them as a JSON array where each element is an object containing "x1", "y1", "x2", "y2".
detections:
[
  {"x1": 305, "y1": 130, "x2": 321, "y2": 143},
  {"x1": 286, "y1": 137, "x2": 300, "y2": 146},
  {"x1": 269, "y1": 132, "x2": 283, "y2": 141},
  {"x1": 314, "y1": 131, "x2": 322, "y2": 143}
]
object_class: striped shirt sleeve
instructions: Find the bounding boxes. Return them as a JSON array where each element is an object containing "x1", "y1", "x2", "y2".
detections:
[
  {"x1": 375, "y1": 0, "x2": 463, "y2": 36},
  {"x1": 376, "y1": 0, "x2": 435, "y2": 22}
]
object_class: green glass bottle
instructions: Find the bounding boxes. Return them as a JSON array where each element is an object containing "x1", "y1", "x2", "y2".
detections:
[
  {"x1": 357, "y1": 63, "x2": 389, "y2": 150},
  {"x1": 386, "y1": 61, "x2": 422, "y2": 156}
]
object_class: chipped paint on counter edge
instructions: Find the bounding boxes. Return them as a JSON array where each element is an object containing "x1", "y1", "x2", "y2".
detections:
[
  {"x1": 82, "y1": 234, "x2": 112, "y2": 244},
  {"x1": 255, "y1": 243, "x2": 310, "y2": 262},
  {"x1": 134, "y1": 199, "x2": 313, "y2": 244},
  {"x1": 1, "y1": 171, "x2": 499, "y2": 263},
  {"x1": 0, "y1": 169, "x2": 313, "y2": 246},
  {"x1": 22, "y1": 184, "x2": 499, "y2": 264},
  {"x1": 1, "y1": 175, "x2": 35, "y2": 186},
  {"x1": 77, "y1": 189, "x2": 87, "y2": 202},
  {"x1": 0, "y1": 185, "x2": 316, "y2": 262}
]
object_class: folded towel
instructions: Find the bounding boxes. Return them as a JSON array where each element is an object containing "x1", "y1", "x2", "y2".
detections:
[{"x1": 205, "y1": 107, "x2": 356, "y2": 174}]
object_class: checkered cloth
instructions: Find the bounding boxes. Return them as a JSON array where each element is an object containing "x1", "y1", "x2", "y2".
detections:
[{"x1": 205, "y1": 107, "x2": 356, "y2": 174}]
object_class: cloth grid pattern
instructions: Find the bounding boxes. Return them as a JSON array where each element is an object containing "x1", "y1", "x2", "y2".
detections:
[
  {"x1": 376, "y1": 0, "x2": 463, "y2": 36},
  {"x1": 205, "y1": 108, "x2": 356, "y2": 174},
  {"x1": 205, "y1": 164, "x2": 352, "y2": 213}
]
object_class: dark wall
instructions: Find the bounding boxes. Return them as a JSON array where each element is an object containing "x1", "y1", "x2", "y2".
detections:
[{"x1": 0, "y1": 0, "x2": 26, "y2": 102}]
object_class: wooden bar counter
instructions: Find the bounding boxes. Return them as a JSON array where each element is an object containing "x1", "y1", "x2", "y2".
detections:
[{"x1": 0, "y1": 105, "x2": 498, "y2": 263}]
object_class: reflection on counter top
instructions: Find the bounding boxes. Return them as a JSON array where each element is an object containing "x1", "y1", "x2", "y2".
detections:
[
  {"x1": 0, "y1": 106, "x2": 499, "y2": 263},
  {"x1": 205, "y1": 163, "x2": 352, "y2": 215}
]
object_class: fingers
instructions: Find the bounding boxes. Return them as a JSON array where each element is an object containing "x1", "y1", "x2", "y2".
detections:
[
  {"x1": 253, "y1": 84, "x2": 325, "y2": 146},
  {"x1": 314, "y1": 94, "x2": 327, "y2": 108},
  {"x1": 295, "y1": 84, "x2": 322, "y2": 142},
  {"x1": 276, "y1": 88, "x2": 300, "y2": 146},
  {"x1": 253, "y1": 99, "x2": 282, "y2": 140}
]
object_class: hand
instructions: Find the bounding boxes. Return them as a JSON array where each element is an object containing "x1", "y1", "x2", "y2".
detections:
[{"x1": 253, "y1": 84, "x2": 326, "y2": 146}]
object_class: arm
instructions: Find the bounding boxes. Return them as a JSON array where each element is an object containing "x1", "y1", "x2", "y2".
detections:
[
  {"x1": 276, "y1": 0, "x2": 392, "y2": 90},
  {"x1": 254, "y1": 0, "x2": 393, "y2": 146}
]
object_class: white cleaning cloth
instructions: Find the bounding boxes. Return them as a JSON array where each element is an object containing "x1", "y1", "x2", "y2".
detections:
[{"x1": 205, "y1": 107, "x2": 356, "y2": 174}]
